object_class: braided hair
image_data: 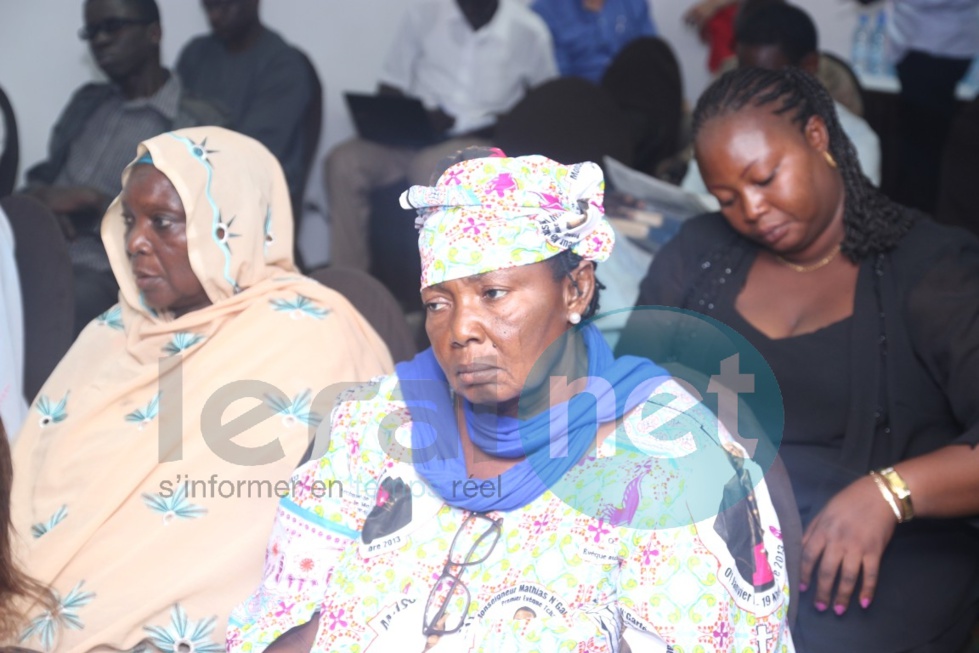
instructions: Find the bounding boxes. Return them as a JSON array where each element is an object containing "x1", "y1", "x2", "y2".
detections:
[
  {"x1": 546, "y1": 249, "x2": 604, "y2": 319},
  {"x1": 692, "y1": 67, "x2": 914, "y2": 261}
]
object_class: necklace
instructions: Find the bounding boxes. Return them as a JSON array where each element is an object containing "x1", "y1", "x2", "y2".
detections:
[{"x1": 774, "y1": 244, "x2": 841, "y2": 273}]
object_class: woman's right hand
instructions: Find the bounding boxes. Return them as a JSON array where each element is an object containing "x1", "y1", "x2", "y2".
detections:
[
  {"x1": 799, "y1": 475, "x2": 898, "y2": 615},
  {"x1": 683, "y1": 0, "x2": 727, "y2": 28}
]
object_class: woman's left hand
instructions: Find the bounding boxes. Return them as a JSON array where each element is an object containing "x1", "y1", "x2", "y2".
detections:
[
  {"x1": 800, "y1": 475, "x2": 897, "y2": 615},
  {"x1": 683, "y1": 0, "x2": 716, "y2": 27}
]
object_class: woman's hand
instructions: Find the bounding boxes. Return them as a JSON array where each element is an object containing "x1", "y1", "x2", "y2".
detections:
[
  {"x1": 683, "y1": 0, "x2": 730, "y2": 28},
  {"x1": 800, "y1": 475, "x2": 897, "y2": 615}
]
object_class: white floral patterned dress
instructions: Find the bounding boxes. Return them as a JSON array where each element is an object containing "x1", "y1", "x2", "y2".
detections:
[{"x1": 228, "y1": 373, "x2": 794, "y2": 653}]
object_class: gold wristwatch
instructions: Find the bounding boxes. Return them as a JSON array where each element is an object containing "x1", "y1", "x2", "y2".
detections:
[{"x1": 877, "y1": 466, "x2": 914, "y2": 522}]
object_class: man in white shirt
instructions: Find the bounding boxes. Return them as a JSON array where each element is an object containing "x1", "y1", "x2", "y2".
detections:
[
  {"x1": 683, "y1": 2, "x2": 882, "y2": 199},
  {"x1": 326, "y1": 0, "x2": 557, "y2": 271}
]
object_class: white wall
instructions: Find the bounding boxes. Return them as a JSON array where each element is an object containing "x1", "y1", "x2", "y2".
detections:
[{"x1": 0, "y1": 0, "x2": 863, "y2": 262}]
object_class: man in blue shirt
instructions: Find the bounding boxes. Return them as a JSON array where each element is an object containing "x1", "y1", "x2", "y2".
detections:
[{"x1": 532, "y1": 0, "x2": 657, "y2": 83}]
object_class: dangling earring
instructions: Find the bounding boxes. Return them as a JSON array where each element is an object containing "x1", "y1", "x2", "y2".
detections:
[
  {"x1": 823, "y1": 150, "x2": 837, "y2": 169},
  {"x1": 568, "y1": 312, "x2": 582, "y2": 325}
]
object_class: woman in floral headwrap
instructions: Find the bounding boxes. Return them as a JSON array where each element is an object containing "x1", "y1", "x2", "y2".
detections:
[{"x1": 228, "y1": 148, "x2": 795, "y2": 652}]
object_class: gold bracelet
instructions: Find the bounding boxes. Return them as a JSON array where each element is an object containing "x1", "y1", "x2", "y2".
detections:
[
  {"x1": 869, "y1": 471, "x2": 903, "y2": 522},
  {"x1": 878, "y1": 466, "x2": 914, "y2": 522}
]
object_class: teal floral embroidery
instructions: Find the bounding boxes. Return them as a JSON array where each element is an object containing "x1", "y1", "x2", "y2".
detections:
[
  {"x1": 169, "y1": 133, "x2": 240, "y2": 293},
  {"x1": 31, "y1": 505, "x2": 67, "y2": 539},
  {"x1": 264, "y1": 207, "x2": 274, "y2": 250},
  {"x1": 188, "y1": 136, "x2": 217, "y2": 165},
  {"x1": 21, "y1": 581, "x2": 96, "y2": 652},
  {"x1": 95, "y1": 306, "x2": 123, "y2": 330},
  {"x1": 144, "y1": 605, "x2": 222, "y2": 653},
  {"x1": 142, "y1": 485, "x2": 206, "y2": 525},
  {"x1": 214, "y1": 214, "x2": 241, "y2": 250},
  {"x1": 270, "y1": 294, "x2": 330, "y2": 320},
  {"x1": 125, "y1": 393, "x2": 161, "y2": 430},
  {"x1": 265, "y1": 389, "x2": 322, "y2": 428},
  {"x1": 163, "y1": 333, "x2": 205, "y2": 356},
  {"x1": 35, "y1": 392, "x2": 69, "y2": 428}
]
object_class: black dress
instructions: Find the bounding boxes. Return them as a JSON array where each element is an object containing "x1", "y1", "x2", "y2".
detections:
[
  {"x1": 720, "y1": 307, "x2": 852, "y2": 525},
  {"x1": 619, "y1": 213, "x2": 979, "y2": 653}
]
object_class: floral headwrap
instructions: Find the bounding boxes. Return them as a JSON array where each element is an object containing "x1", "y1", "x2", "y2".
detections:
[{"x1": 399, "y1": 152, "x2": 615, "y2": 289}]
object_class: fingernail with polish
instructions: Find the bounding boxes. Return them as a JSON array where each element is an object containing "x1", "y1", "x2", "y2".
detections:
[
  {"x1": 860, "y1": 598, "x2": 871, "y2": 609},
  {"x1": 799, "y1": 583, "x2": 808, "y2": 592},
  {"x1": 834, "y1": 605, "x2": 846, "y2": 616},
  {"x1": 815, "y1": 602, "x2": 827, "y2": 612}
]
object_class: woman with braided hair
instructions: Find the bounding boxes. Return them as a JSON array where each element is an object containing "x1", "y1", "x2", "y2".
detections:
[{"x1": 621, "y1": 66, "x2": 979, "y2": 651}]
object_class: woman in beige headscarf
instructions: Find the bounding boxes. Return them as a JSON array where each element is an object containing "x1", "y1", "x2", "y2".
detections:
[{"x1": 8, "y1": 127, "x2": 393, "y2": 653}]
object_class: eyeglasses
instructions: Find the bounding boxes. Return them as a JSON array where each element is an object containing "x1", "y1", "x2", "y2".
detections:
[
  {"x1": 422, "y1": 512, "x2": 503, "y2": 637},
  {"x1": 203, "y1": 0, "x2": 241, "y2": 7},
  {"x1": 78, "y1": 17, "x2": 152, "y2": 41}
]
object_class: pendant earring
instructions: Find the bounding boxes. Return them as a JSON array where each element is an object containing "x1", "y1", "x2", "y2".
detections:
[
  {"x1": 568, "y1": 312, "x2": 582, "y2": 325},
  {"x1": 823, "y1": 150, "x2": 838, "y2": 169}
]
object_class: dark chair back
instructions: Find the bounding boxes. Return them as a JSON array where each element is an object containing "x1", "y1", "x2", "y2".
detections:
[
  {"x1": 1, "y1": 195, "x2": 74, "y2": 401},
  {"x1": 308, "y1": 265, "x2": 416, "y2": 364},
  {"x1": 495, "y1": 77, "x2": 634, "y2": 168},
  {"x1": 937, "y1": 97, "x2": 979, "y2": 237},
  {"x1": 368, "y1": 182, "x2": 423, "y2": 313},
  {"x1": 291, "y1": 50, "x2": 324, "y2": 271},
  {"x1": 0, "y1": 87, "x2": 19, "y2": 199},
  {"x1": 296, "y1": 50, "x2": 323, "y2": 212},
  {"x1": 601, "y1": 36, "x2": 684, "y2": 176}
]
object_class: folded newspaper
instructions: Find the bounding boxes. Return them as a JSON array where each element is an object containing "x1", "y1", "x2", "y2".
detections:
[{"x1": 603, "y1": 156, "x2": 720, "y2": 218}]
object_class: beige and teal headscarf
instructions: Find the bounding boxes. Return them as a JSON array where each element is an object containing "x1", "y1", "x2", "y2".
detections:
[
  {"x1": 400, "y1": 151, "x2": 615, "y2": 289},
  {"x1": 9, "y1": 127, "x2": 393, "y2": 653}
]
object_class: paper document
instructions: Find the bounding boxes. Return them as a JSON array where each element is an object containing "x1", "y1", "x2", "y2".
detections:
[{"x1": 603, "y1": 156, "x2": 717, "y2": 219}]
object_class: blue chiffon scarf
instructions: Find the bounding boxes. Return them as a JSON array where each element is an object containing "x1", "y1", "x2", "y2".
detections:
[{"x1": 395, "y1": 324, "x2": 669, "y2": 512}]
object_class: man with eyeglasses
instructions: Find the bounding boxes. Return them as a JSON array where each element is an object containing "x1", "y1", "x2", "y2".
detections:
[{"x1": 24, "y1": 0, "x2": 224, "y2": 334}]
